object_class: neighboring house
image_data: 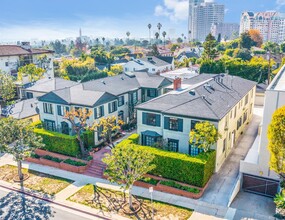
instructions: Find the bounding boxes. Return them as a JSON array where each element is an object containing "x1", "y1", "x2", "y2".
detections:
[
  {"x1": 21, "y1": 77, "x2": 78, "y2": 99},
  {"x1": 124, "y1": 56, "x2": 174, "y2": 74},
  {"x1": 176, "y1": 51, "x2": 199, "y2": 62},
  {"x1": 240, "y1": 65, "x2": 285, "y2": 197},
  {"x1": 38, "y1": 71, "x2": 172, "y2": 145},
  {"x1": 136, "y1": 74, "x2": 256, "y2": 171},
  {"x1": 1, "y1": 98, "x2": 39, "y2": 122},
  {"x1": 0, "y1": 42, "x2": 54, "y2": 77}
]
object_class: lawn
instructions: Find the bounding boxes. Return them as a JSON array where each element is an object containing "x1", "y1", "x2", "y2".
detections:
[
  {"x1": 68, "y1": 184, "x2": 193, "y2": 220},
  {"x1": 0, "y1": 164, "x2": 73, "y2": 195}
]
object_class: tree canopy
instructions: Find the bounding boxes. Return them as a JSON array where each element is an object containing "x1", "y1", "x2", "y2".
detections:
[
  {"x1": 268, "y1": 106, "x2": 285, "y2": 178},
  {"x1": 189, "y1": 121, "x2": 221, "y2": 152},
  {"x1": 18, "y1": 64, "x2": 45, "y2": 82},
  {"x1": 0, "y1": 72, "x2": 15, "y2": 105},
  {"x1": 202, "y1": 33, "x2": 218, "y2": 60}
]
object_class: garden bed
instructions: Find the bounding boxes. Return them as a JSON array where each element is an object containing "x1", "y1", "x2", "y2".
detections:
[
  {"x1": 26, "y1": 151, "x2": 91, "y2": 173},
  {"x1": 0, "y1": 165, "x2": 73, "y2": 195},
  {"x1": 68, "y1": 184, "x2": 193, "y2": 220},
  {"x1": 133, "y1": 174, "x2": 208, "y2": 199}
]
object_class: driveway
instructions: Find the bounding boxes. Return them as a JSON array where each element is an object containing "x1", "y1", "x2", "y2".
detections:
[{"x1": 199, "y1": 107, "x2": 263, "y2": 207}]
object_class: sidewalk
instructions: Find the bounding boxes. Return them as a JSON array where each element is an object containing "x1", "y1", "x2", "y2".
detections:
[{"x1": 0, "y1": 154, "x2": 228, "y2": 219}]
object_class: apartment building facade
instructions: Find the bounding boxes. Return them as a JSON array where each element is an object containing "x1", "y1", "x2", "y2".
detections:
[{"x1": 136, "y1": 74, "x2": 256, "y2": 171}]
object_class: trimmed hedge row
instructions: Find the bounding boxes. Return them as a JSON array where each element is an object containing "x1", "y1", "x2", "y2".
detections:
[
  {"x1": 127, "y1": 133, "x2": 140, "y2": 144},
  {"x1": 82, "y1": 130, "x2": 95, "y2": 148},
  {"x1": 117, "y1": 136, "x2": 216, "y2": 187},
  {"x1": 34, "y1": 128, "x2": 80, "y2": 157}
]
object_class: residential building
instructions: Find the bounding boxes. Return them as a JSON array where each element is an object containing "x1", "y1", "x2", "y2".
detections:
[
  {"x1": 188, "y1": 0, "x2": 225, "y2": 42},
  {"x1": 21, "y1": 77, "x2": 78, "y2": 99},
  {"x1": 136, "y1": 74, "x2": 256, "y2": 171},
  {"x1": 0, "y1": 42, "x2": 54, "y2": 77},
  {"x1": 38, "y1": 72, "x2": 172, "y2": 145},
  {"x1": 1, "y1": 98, "x2": 39, "y2": 122},
  {"x1": 240, "y1": 11, "x2": 285, "y2": 43},
  {"x1": 124, "y1": 56, "x2": 174, "y2": 74},
  {"x1": 240, "y1": 65, "x2": 285, "y2": 197},
  {"x1": 211, "y1": 22, "x2": 240, "y2": 40}
]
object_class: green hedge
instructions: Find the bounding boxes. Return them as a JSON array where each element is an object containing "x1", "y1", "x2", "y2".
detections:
[
  {"x1": 82, "y1": 130, "x2": 95, "y2": 148},
  {"x1": 117, "y1": 135, "x2": 216, "y2": 187},
  {"x1": 34, "y1": 128, "x2": 80, "y2": 157},
  {"x1": 127, "y1": 133, "x2": 140, "y2": 144}
]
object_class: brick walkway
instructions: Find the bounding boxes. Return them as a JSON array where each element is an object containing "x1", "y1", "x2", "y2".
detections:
[{"x1": 84, "y1": 147, "x2": 110, "y2": 177}]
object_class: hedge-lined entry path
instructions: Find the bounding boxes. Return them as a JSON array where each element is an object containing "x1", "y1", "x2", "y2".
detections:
[{"x1": 84, "y1": 147, "x2": 110, "y2": 177}]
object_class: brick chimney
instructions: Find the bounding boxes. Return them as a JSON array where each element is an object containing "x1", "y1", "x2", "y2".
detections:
[{"x1": 173, "y1": 77, "x2": 182, "y2": 90}]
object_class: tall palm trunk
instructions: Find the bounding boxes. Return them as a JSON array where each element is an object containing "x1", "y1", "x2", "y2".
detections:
[{"x1": 17, "y1": 160, "x2": 23, "y2": 180}]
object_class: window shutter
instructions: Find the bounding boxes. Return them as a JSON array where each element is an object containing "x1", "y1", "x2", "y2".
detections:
[
  {"x1": 94, "y1": 107, "x2": 97, "y2": 119},
  {"x1": 101, "y1": 105, "x2": 105, "y2": 116},
  {"x1": 142, "y1": 112, "x2": 147, "y2": 124},
  {"x1": 164, "y1": 117, "x2": 170, "y2": 129},
  {"x1": 114, "y1": 101, "x2": 117, "y2": 111},
  {"x1": 57, "y1": 105, "x2": 61, "y2": 116},
  {"x1": 65, "y1": 106, "x2": 70, "y2": 112},
  {"x1": 178, "y1": 119, "x2": 183, "y2": 132},
  {"x1": 156, "y1": 115, "x2": 161, "y2": 127},
  {"x1": 108, "y1": 103, "x2": 111, "y2": 113}
]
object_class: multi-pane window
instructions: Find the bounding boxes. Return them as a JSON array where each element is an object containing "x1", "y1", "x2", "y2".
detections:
[
  {"x1": 57, "y1": 105, "x2": 63, "y2": 116},
  {"x1": 189, "y1": 144, "x2": 204, "y2": 156},
  {"x1": 118, "y1": 96, "x2": 125, "y2": 107},
  {"x1": 95, "y1": 105, "x2": 104, "y2": 119},
  {"x1": 65, "y1": 106, "x2": 70, "y2": 113},
  {"x1": 169, "y1": 118, "x2": 178, "y2": 130},
  {"x1": 44, "y1": 119, "x2": 56, "y2": 131},
  {"x1": 147, "y1": 89, "x2": 156, "y2": 98},
  {"x1": 97, "y1": 125, "x2": 103, "y2": 141},
  {"x1": 145, "y1": 136, "x2": 155, "y2": 146},
  {"x1": 237, "y1": 117, "x2": 242, "y2": 130},
  {"x1": 243, "y1": 111, "x2": 248, "y2": 123},
  {"x1": 147, "y1": 114, "x2": 158, "y2": 126},
  {"x1": 108, "y1": 101, "x2": 117, "y2": 113},
  {"x1": 142, "y1": 113, "x2": 161, "y2": 127},
  {"x1": 223, "y1": 139, "x2": 226, "y2": 153},
  {"x1": 130, "y1": 91, "x2": 138, "y2": 105},
  {"x1": 168, "y1": 139, "x2": 179, "y2": 152},
  {"x1": 43, "y1": 103, "x2": 53, "y2": 114}
]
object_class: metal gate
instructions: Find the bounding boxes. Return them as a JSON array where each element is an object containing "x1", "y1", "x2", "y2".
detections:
[{"x1": 242, "y1": 174, "x2": 279, "y2": 197}]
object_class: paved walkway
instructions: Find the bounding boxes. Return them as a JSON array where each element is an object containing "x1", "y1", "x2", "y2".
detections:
[{"x1": 200, "y1": 107, "x2": 263, "y2": 207}]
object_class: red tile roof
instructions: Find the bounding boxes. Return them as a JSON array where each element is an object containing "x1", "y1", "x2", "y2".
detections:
[{"x1": 0, "y1": 45, "x2": 53, "y2": 57}]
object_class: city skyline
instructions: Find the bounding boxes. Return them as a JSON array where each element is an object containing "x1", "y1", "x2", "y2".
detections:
[{"x1": 0, "y1": 0, "x2": 284, "y2": 41}]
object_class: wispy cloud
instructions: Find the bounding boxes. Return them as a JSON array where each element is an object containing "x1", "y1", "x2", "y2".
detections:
[{"x1": 154, "y1": 0, "x2": 188, "y2": 21}]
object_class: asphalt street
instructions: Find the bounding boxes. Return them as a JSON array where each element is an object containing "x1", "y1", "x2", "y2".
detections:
[{"x1": 0, "y1": 187, "x2": 103, "y2": 220}]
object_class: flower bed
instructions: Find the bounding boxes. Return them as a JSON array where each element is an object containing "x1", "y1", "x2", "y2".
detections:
[{"x1": 25, "y1": 150, "x2": 91, "y2": 173}]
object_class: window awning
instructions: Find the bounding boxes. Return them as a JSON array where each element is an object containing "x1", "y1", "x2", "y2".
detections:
[{"x1": 141, "y1": 130, "x2": 162, "y2": 137}]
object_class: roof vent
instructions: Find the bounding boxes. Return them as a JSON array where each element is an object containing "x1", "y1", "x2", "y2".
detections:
[
  {"x1": 121, "y1": 76, "x2": 124, "y2": 80},
  {"x1": 101, "y1": 80, "x2": 105, "y2": 84},
  {"x1": 189, "y1": 89, "x2": 196, "y2": 96}
]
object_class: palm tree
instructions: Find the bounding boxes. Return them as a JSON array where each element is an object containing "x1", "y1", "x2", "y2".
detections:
[
  {"x1": 162, "y1": 31, "x2": 167, "y2": 48},
  {"x1": 157, "y1": 23, "x2": 162, "y2": 40},
  {"x1": 126, "y1": 31, "x2": 130, "y2": 45},
  {"x1": 155, "y1": 32, "x2": 159, "y2": 40},
  {"x1": 102, "y1": 37, "x2": 105, "y2": 46},
  {"x1": 96, "y1": 38, "x2": 99, "y2": 45},
  {"x1": 148, "y1": 24, "x2": 152, "y2": 46},
  {"x1": 181, "y1": 34, "x2": 184, "y2": 43}
]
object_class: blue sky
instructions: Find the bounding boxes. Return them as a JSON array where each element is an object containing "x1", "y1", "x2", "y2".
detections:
[{"x1": 0, "y1": 0, "x2": 284, "y2": 41}]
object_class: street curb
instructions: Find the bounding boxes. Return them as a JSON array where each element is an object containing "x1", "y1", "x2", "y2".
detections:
[{"x1": 0, "y1": 183, "x2": 112, "y2": 220}]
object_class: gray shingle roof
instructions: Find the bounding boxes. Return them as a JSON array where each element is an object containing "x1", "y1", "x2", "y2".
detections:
[
  {"x1": 140, "y1": 56, "x2": 171, "y2": 67},
  {"x1": 25, "y1": 77, "x2": 78, "y2": 93},
  {"x1": 2, "y1": 98, "x2": 39, "y2": 119},
  {"x1": 136, "y1": 74, "x2": 256, "y2": 121},
  {"x1": 39, "y1": 84, "x2": 117, "y2": 107}
]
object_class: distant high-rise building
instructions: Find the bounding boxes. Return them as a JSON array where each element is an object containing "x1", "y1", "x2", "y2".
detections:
[
  {"x1": 240, "y1": 11, "x2": 285, "y2": 43},
  {"x1": 211, "y1": 23, "x2": 240, "y2": 40},
  {"x1": 188, "y1": 0, "x2": 225, "y2": 42}
]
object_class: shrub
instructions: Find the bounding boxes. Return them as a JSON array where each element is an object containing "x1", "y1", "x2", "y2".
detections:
[
  {"x1": 87, "y1": 155, "x2": 93, "y2": 161},
  {"x1": 160, "y1": 180, "x2": 200, "y2": 194},
  {"x1": 63, "y1": 159, "x2": 86, "y2": 166},
  {"x1": 30, "y1": 153, "x2": 40, "y2": 159},
  {"x1": 117, "y1": 135, "x2": 216, "y2": 187},
  {"x1": 34, "y1": 128, "x2": 80, "y2": 157},
  {"x1": 140, "y1": 177, "x2": 159, "y2": 185},
  {"x1": 42, "y1": 155, "x2": 63, "y2": 163},
  {"x1": 127, "y1": 133, "x2": 139, "y2": 144}
]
